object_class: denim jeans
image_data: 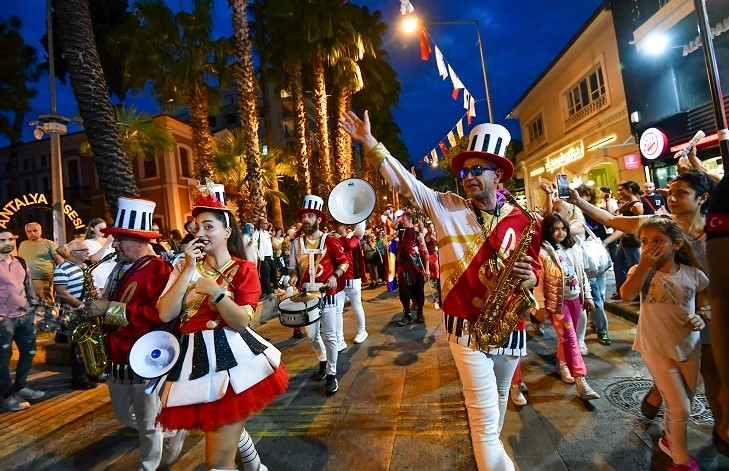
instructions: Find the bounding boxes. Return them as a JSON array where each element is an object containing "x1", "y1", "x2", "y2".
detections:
[
  {"x1": 589, "y1": 271, "x2": 609, "y2": 333},
  {"x1": 0, "y1": 313, "x2": 37, "y2": 397},
  {"x1": 614, "y1": 243, "x2": 641, "y2": 294}
]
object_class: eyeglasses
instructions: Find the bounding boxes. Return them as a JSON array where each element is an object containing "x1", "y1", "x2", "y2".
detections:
[
  {"x1": 71, "y1": 249, "x2": 89, "y2": 253},
  {"x1": 458, "y1": 165, "x2": 497, "y2": 180}
]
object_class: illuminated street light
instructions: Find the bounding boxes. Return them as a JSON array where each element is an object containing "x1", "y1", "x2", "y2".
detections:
[
  {"x1": 400, "y1": 14, "x2": 494, "y2": 123},
  {"x1": 643, "y1": 34, "x2": 669, "y2": 55}
]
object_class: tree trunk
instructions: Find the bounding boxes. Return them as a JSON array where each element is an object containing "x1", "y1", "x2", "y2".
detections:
[
  {"x1": 312, "y1": 54, "x2": 333, "y2": 196},
  {"x1": 290, "y1": 65, "x2": 311, "y2": 194},
  {"x1": 253, "y1": 3, "x2": 283, "y2": 229},
  {"x1": 230, "y1": 0, "x2": 266, "y2": 223},
  {"x1": 333, "y1": 87, "x2": 352, "y2": 180},
  {"x1": 187, "y1": 78, "x2": 214, "y2": 181},
  {"x1": 55, "y1": 0, "x2": 138, "y2": 215}
]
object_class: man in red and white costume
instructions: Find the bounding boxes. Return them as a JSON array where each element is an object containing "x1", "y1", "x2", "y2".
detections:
[
  {"x1": 87, "y1": 197, "x2": 184, "y2": 470},
  {"x1": 341, "y1": 111, "x2": 541, "y2": 471},
  {"x1": 288, "y1": 195, "x2": 349, "y2": 395}
]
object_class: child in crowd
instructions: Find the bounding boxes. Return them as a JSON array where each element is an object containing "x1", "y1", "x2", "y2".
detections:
[
  {"x1": 535, "y1": 213, "x2": 599, "y2": 401},
  {"x1": 621, "y1": 216, "x2": 709, "y2": 471}
]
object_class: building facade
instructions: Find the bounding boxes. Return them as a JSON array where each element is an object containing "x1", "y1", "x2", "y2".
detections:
[{"x1": 509, "y1": 3, "x2": 642, "y2": 210}]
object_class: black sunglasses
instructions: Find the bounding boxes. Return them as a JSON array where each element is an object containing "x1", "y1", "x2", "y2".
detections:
[{"x1": 458, "y1": 165, "x2": 498, "y2": 180}]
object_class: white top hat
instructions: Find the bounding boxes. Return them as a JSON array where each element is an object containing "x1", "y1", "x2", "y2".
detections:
[
  {"x1": 102, "y1": 197, "x2": 161, "y2": 239},
  {"x1": 451, "y1": 123, "x2": 515, "y2": 181},
  {"x1": 192, "y1": 180, "x2": 230, "y2": 217},
  {"x1": 296, "y1": 195, "x2": 327, "y2": 223}
]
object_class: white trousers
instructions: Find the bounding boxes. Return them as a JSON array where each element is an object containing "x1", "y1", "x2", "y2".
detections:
[
  {"x1": 493, "y1": 354, "x2": 520, "y2": 434},
  {"x1": 108, "y1": 378, "x2": 163, "y2": 471},
  {"x1": 336, "y1": 278, "x2": 366, "y2": 345},
  {"x1": 305, "y1": 295, "x2": 340, "y2": 375},
  {"x1": 449, "y1": 343, "x2": 516, "y2": 471}
]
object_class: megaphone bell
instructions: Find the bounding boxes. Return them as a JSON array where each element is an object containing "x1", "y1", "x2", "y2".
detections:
[
  {"x1": 129, "y1": 331, "x2": 181, "y2": 379},
  {"x1": 328, "y1": 178, "x2": 376, "y2": 225}
]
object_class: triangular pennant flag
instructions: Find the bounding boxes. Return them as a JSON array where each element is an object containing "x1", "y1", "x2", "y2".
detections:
[
  {"x1": 448, "y1": 64, "x2": 464, "y2": 100},
  {"x1": 423, "y1": 155, "x2": 430, "y2": 163},
  {"x1": 447, "y1": 131, "x2": 457, "y2": 147},
  {"x1": 420, "y1": 28, "x2": 432, "y2": 61},
  {"x1": 467, "y1": 96, "x2": 476, "y2": 125},
  {"x1": 399, "y1": 0, "x2": 414, "y2": 15},
  {"x1": 456, "y1": 119, "x2": 464, "y2": 138},
  {"x1": 431, "y1": 149, "x2": 438, "y2": 163},
  {"x1": 439, "y1": 141, "x2": 449, "y2": 156},
  {"x1": 435, "y1": 46, "x2": 448, "y2": 79},
  {"x1": 418, "y1": 160, "x2": 424, "y2": 168},
  {"x1": 463, "y1": 88, "x2": 471, "y2": 111}
]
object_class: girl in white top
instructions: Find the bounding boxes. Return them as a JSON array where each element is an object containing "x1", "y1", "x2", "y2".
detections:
[
  {"x1": 83, "y1": 218, "x2": 115, "y2": 291},
  {"x1": 621, "y1": 216, "x2": 709, "y2": 471}
]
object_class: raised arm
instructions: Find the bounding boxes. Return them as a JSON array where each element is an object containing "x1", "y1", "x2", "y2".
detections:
[{"x1": 567, "y1": 188, "x2": 646, "y2": 235}]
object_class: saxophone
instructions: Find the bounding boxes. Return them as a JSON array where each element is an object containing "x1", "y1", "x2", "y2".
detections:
[
  {"x1": 471, "y1": 193, "x2": 538, "y2": 349},
  {"x1": 70, "y1": 252, "x2": 117, "y2": 377}
]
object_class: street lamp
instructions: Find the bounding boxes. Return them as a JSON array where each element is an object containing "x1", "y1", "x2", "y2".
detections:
[{"x1": 401, "y1": 15, "x2": 494, "y2": 124}]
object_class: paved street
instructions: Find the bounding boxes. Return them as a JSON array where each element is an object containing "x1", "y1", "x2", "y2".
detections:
[{"x1": 2, "y1": 280, "x2": 728, "y2": 470}]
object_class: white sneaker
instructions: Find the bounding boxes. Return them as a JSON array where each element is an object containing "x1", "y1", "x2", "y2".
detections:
[
  {"x1": 2, "y1": 393, "x2": 30, "y2": 411},
  {"x1": 509, "y1": 384, "x2": 527, "y2": 406},
  {"x1": 579, "y1": 341, "x2": 589, "y2": 356},
  {"x1": 17, "y1": 387, "x2": 45, "y2": 401},
  {"x1": 557, "y1": 360, "x2": 575, "y2": 384},
  {"x1": 354, "y1": 330, "x2": 369, "y2": 344},
  {"x1": 575, "y1": 376, "x2": 600, "y2": 400}
]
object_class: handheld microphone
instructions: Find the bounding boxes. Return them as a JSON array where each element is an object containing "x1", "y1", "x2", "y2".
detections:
[{"x1": 676, "y1": 130, "x2": 705, "y2": 159}]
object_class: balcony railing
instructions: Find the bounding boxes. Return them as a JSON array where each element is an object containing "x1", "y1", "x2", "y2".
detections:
[{"x1": 564, "y1": 94, "x2": 607, "y2": 129}]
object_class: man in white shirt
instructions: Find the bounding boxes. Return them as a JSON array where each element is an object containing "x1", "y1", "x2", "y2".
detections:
[{"x1": 254, "y1": 217, "x2": 275, "y2": 298}]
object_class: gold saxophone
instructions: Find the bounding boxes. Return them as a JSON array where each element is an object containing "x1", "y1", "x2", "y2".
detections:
[
  {"x1": 70, "y1": 252, "x2": 117, "y2": 377},
  {"x1": 471, "y1": 193, "x2": 538, "y2": 349}
]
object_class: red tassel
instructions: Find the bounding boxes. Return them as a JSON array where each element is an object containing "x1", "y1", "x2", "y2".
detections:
[{"x1": 420, "y1": 28, "x2": 431, "y2": 61}]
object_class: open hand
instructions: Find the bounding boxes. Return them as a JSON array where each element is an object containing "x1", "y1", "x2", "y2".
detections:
[{"x1": 339, "y1": 111, "x2": 377, "y2": 150}]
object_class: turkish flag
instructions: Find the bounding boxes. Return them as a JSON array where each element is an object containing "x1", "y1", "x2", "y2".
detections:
[
  {"x1": 420, "y1": 28, "x2": 431, "y2": 61},
  {"x1": 438, "y1": 141, "x2": 449, "y2": 156}
]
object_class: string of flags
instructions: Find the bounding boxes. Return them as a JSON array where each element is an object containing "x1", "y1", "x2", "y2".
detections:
[
  {"x1": 418, "y1": 114, "x2": 467, "y2": 169},
  {"x1": 399, "y1": 0, "x2": 477, "y2": 125}
]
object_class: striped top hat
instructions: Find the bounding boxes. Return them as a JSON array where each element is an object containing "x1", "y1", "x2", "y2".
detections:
[
  {"x1": 296, "y1": 195, "x2": 327, "y2": 225},
  {"x1": 451, "y1": 123, "x2": 514, "y2": 182},
  {"x1": 102, "y1": 197, "x2": 161, "y2": 239},
  {"x1": 191, "y1": 179, "x2": 231, "y2": 217}
]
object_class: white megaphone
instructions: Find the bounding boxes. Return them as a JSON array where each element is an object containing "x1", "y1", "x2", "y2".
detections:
[
  {"x1": 328, "y1": 178, "x2": 376, "y2": 225},
  {"x1": 129, "y1": 331, "x2": 181, "y2": 395}
]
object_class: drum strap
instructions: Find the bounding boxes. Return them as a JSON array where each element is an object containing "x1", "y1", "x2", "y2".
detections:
[{"x1": 300, "y1": 234, "x2": 328, "y2": 286}]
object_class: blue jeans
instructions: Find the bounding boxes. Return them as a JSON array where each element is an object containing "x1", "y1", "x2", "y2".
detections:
[
  {"x1": 0, "y1": 313, "x2": 37, "y2": 398},
  {"x1": 589, "y1": 271, "x2": 608, "y2": 333},
  {"x1": 614, "y1": 243, "x2": 641, "y2": 295}
]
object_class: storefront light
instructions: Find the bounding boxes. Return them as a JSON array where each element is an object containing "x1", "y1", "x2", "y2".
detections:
[
  {"x1": 586, "y1": 134, "x2": 617, "y2": 151},
  {"x1": 529, "y1": 167, "x2": 545, "y2": 177},
  {"x1": 644, "y1": 33, "x2": 669, "y2": 55}
]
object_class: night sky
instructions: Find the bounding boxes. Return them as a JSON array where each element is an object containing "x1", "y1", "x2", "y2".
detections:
[{"x1": 3, "y1": 0, "x2": 603, "y2": 179}]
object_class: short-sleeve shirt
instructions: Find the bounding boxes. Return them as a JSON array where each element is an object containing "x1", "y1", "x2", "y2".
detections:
[
  {"x1": 642, "y1": 194, "x2": 667, "y2": 215},
  {"x1": 53, "y1": 260, "x2": 85, "y2": 303},
  {"x1": 632, "y1": 264, "x2": 709, "y2": 361},
  {"x1": 18, "y1": 239, "x2": 58, "y2": 280}
]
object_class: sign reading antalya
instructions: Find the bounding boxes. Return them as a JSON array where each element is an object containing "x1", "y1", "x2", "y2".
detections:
[
  {"x1": 544, "y1": 141, "x2": 585, "y2": 173},
  {"x1": 0, "y1": 193, "x2": 85, "y2": 230}
]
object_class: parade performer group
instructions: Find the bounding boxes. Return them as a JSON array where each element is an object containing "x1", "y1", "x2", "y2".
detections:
[{"x1": 341, "y1": 110, "x2": 541, "y2": 471}]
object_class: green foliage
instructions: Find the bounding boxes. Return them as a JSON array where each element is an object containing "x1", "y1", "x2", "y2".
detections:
[{"x1": 0, "y1": 16, "x2": 39, "y2": 139}]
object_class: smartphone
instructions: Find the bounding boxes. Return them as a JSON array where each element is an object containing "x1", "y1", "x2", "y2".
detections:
[{"x1": 556, "y1": 174, "x2": 570, "y2": 200}]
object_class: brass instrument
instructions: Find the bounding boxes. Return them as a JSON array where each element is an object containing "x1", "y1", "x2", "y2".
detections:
[
  {"x1": 70, "y1": 252, "x2": 117, "y2": 376},
  {"x1": 471, "y1": 193, "x2": 538, "y2": 349}
]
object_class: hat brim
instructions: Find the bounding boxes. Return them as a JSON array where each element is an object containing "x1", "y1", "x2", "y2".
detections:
[
  {"x1": 296, "y1": 208, "x2": 327, "y2": 225},
  {"x1": 102, "y1": 227, "x2": 161, "y2": 240},
  {"x1": 191, "y1": 205, "x2": 232, "y2": 218},
  {"x1": 451, "y1": 151, "x2": 514, "y2": 182}
]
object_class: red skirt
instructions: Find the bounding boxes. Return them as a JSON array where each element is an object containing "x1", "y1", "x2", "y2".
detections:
[{"x1": 157, "y1": 364, "x2": 289, "y2": 432}]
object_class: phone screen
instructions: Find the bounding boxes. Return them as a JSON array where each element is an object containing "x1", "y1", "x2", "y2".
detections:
[{"x1": 557, "y1": 174, "x2": 570, "y2": 199}]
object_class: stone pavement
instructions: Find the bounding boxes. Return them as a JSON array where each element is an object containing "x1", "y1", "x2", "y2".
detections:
[{"x1": 2, "y1": 279, "x2": 728, "y2": 470}]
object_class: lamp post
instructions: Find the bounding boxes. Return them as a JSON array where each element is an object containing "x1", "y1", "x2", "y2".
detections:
[{"x1": 401, "y1": 16, "x2": 494, "y2": 123}]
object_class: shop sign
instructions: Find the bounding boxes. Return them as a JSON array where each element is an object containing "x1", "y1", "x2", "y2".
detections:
[
  {"x1": 623, "y1": 153, "x2": 642, "y2": 170},
  {"x1": 0, "y1": 193, "x2": 85, "y2": 230},
  {"x1": 529, "y1": 167, "x2": 545, "y2": 177},
  {"x1": 639, "y1": 128, "x2": 668, "y2": 160},
  {"x1": 544, "y1": 141, "x2": 585, "y2": 173},
  {"x1": 683, "y1": 16, "x2": 729, "y2": 56}
]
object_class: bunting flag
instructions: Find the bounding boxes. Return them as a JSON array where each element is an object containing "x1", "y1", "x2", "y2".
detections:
[
  {"x1": 447, "y1": 131, "x2": 457, "y2": 147},
  {"x1": 420, "y1": 28, "x2": 432, "y2": 61},
  {"x1": 435, "y1": 46, "x2": 448, "y2": 79},
  {"x1": 430, "y1": 149, "x2": 438, "y2": 164},
  {"x1": 448, "y1": 64, "x2": 464, "y2": 100},
  {"x1": 438, "y1": 141, "x2": 449, "y2": 156},
  {"x1": 467, "y1": 96, "x2": 476, "y2": 125},
  {"x1": 463, "y1": 89, "x2": 471, "y2": 111},
  {"x1": 424, "y1": 155, "x2": 430, "y2": 163},
  {"x1": 399, "y1": 0, "x2": 414, "y2": 15},
  {"x1": 456, "y1": 119, "x2": 464, "y2": 138}
]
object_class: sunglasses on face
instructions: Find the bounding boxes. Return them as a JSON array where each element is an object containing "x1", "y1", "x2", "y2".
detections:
[{"x1": 458, "y1": 165, "x2": 498, "y2": 180}]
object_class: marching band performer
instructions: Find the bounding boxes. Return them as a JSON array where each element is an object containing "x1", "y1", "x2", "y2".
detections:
[
  {"x1": 288, "y1": 194, "x2": 349, "y2": 396},
  {"x1": 156, "y1": 182, "x2": 288, "y2": 471},
  {"x1": 341, "y1": 111, "x2": 541, "y2": 471},
  {"x1": 86, "y1": 197, "x2": 182, "y2": 470}
]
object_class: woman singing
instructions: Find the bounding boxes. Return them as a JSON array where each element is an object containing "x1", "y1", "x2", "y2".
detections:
[{"x1": 157, "y1": 183, "x2": 288, "y2": 471}]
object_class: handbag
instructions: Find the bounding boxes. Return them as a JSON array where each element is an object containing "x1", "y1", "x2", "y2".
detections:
[{"x1": 579, "y1": 222, "x2": 612, "y2": 278}]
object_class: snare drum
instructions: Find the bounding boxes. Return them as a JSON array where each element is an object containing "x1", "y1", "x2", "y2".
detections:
[{"x1": 278, "y1": 292, "x2": 323, "y2": 327}]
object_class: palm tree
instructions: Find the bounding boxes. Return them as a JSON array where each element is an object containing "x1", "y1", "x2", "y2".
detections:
[
  {"x1": 0, "y1": 16, "x2": 39, "y2": 200},
  {"x1": 55, "y1": 0, "x2": 138, "y2": 214},
  {"x1": 212, "y1": 129, "x2": 296, "y2": 224},
  {"x1": 125, "y1": 0, "x2": 229, "y2": 181}
]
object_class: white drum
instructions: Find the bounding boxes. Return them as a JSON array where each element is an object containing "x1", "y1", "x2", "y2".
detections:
[{"x1": 278, "y1": 292, "x2": 323, "y2": 327}]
